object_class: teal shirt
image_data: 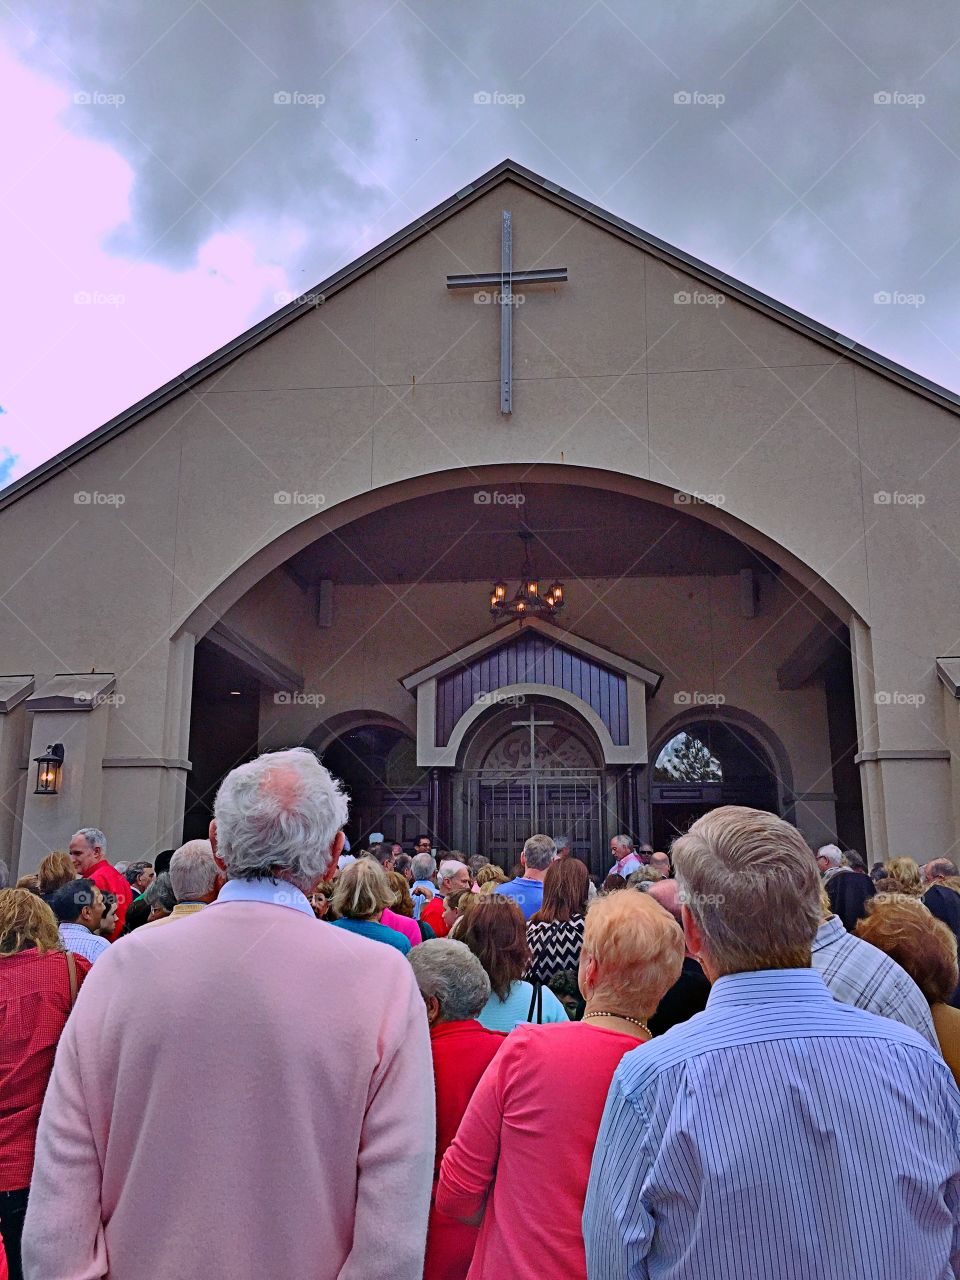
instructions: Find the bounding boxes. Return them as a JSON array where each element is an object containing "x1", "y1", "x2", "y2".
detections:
[
  {"x1": 478, "y1": 979, "x2": 569, "y2": 1032},
  {"x1": 331, "y1": 917, "x2": 411, "y2": 954}
]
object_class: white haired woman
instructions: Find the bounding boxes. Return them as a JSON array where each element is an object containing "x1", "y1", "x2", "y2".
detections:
[
  {"x1": 437, "y1": 891, "x2": 684, "y2": 1280},
  {"x1": 331, "y1": 857, "x2": 412, "y2": 954},
  {"x1": 408, "y1": 940, "x2": 505, "y2": 1280}
]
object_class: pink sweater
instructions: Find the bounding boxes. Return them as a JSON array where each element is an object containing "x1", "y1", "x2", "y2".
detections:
[
  {"x1": 22, "y1": 898, "x2": 435, "y2": 1280},
  {"x1": 437, "y1": 1021, "x2": 643, "y2": 1280}
]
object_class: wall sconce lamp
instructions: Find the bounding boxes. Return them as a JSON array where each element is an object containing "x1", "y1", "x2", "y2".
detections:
[{"x1": 33, "y1": 743, "x2": 64, "y2": 795}]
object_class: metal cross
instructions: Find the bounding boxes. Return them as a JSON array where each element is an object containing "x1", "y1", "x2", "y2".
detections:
[
  {"x1": 513, "y1": 704, "x2": 554, "y2": 766},
  {"x1": 446, "y1": 210, "x2": 567, "y2": 415}
]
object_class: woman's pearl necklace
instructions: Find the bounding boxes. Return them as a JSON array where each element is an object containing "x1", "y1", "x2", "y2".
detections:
[{"x1": 583, "y1": 1011, "x2": 650, "y2": 1034}]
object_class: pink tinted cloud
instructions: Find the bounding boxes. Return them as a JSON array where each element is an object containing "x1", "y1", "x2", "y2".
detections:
[{"x1": 0, "y1": 43, "x2": 295, "y2": 482}]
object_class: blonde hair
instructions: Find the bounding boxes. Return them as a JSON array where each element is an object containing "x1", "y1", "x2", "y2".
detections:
[
  {"x1": 582, "y1": 890, "x2": 684, "y2": 1012},
  {"x1": 38, "y1": 851, "x2": 76, "y2": 897},
  {"x1": 885, "y1": 857, "x2": 923, "y2": 896},
  {"x1": 0, "y1": 888, "x2": 62, "y2": 955},
  {"x1": 672, "y1": 805, "x2": 820, "y2": 975},
  {"x1": 332, "y1": 857, "x2": 395, "y2": 920},
  {"x1": 476, "y1": 864, "x2": 508, "y2": 887},
  {"x1": 387, "y1": 870, "x2": 415, "y2": 917}
]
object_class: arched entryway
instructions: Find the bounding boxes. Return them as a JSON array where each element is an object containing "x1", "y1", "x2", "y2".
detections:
[
  {"x1": 649, "y1": 717, "x2": 783, "y2": 849},
  {"x1": 453, "y1": 696, "x2": 612, "y2": 875},
  {"x1": 315, "y1": 725, "x2": 430, "y2": 849}
]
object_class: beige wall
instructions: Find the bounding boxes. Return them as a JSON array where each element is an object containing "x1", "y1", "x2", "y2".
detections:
[{"x1": 1, "y1": 176, "x2": 958, "y2": 867}]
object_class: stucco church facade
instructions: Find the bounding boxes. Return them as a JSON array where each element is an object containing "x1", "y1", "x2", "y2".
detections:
[{"x1": 3, "y1": 159, "x2": 959, "y2": 878}]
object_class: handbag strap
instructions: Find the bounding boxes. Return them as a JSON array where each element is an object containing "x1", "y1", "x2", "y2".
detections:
[
  {"x1": 526, "y1": 980, "x2": 544, "y2": 1024},
  {"x1": 65, "y1": 949, "x2": 78, "y2": 1009}
]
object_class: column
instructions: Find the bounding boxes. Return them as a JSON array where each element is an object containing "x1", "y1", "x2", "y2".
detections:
[
  {"x1": 18, "y1": 673, "x2": 117, "y2": 876},
  {"x1": 0, "y1": 676, "x2": 34, "y2": 879}
]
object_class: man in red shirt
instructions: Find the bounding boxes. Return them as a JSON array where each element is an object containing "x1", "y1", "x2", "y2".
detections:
[
  {"x1": 420, "y1": 860, "x2": 471, "y2": 939},
  {"x1": 68, "y1": 828, "x2": 132, "y2": 941}
]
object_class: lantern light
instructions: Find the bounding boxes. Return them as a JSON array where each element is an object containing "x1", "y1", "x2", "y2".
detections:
[{"x1": 33, "y1": 743, "x2": 64, "y2": 795}]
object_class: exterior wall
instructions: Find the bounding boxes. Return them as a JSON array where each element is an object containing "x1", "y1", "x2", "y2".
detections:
[{"x1": 1, "y1": 176, "x2": 958, "y2": 866}]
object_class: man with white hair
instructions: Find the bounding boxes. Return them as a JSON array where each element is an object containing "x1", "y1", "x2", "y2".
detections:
[
  {"x1": 496, "y1": 834, "x2": 557, "y2": 920},
  {"x1": 608, "y1": 834, "x2": 641, "y2": 879},
  {"x1": 23, "y1": 747, "x2": 435, "y2": 1280},
  {"x1": 140, "y1": 839, "x2": 222, "y2": 928},
  {"x1": 421, "y1": 859, "x2": 471, "y2": 937},
  {"x1": 584, "y1": 805, "x2": 960, "y2": 1280},
  {"x1": 815, "y1": 841, "x2": 844, "y2": 882},
  {"x1": 68, "y1": 826, "x2": 133, "y2": 939}
]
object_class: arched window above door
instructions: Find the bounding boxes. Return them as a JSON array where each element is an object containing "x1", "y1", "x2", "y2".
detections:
[{"x1": 653, "y1": 732, "x2": 722, "y2": 783}]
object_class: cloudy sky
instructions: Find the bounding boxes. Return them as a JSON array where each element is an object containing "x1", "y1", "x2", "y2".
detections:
[{"x1": 2, "y1": 0, "x2": 959, "y2": 484}]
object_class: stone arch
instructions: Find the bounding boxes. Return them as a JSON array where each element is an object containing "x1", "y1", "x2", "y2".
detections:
[
  {"x1": 174, "y1": 463, "x2": 863, "y2": 642},
  {"x1": 648, "y1": 703, "x2": 796, "y2": 803}
]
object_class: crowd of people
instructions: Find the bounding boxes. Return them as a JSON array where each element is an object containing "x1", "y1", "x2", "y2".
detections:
[{"x1": 3, "y1": 747, "x2": 960, "y2": 1278}]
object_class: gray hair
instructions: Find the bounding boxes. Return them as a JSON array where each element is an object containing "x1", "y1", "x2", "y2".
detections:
[
  {"x1": 926, "y1": 858, "x2": 959, "y2": 881},
  {"x1": 522, "y1": 833, "x2": 557, "y2": 871},
  {"x1": 75, "y1": 827, "x2": 107, "y2": 856},
  {"x1": 213, "y1": 747, "x2": 348, "y2": 892},
  {"x1": 411, "y1": 852, "x2": 437, "y2": 881},
  {"x1": 816, "y1": 843, "x2": 842, "y2": 868},
  {"x1": 611, "y1": 834, "x2": 634, "y2": 855},
  {"x1": 437, "y1": 859, "x2": 469, "y2": 888},
  {"x1": 408, "y1": 939, "x2": 491, "y2": 1021},
  {"x1": 144, "y1": 872, "x2": 177, "y2": 913},
  {"x1": 554, "y1": 833, "x2": 572, "y2": 852},
  {"x1": 673, "y1": 805, "x2": 821, "y2": 976},
  {"x1": 169, "y1": 840, "x2": 218, "y2": 902}
]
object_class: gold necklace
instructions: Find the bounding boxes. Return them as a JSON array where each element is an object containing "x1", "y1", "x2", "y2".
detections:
[{"x1": 583, "y1": 1011, "x2": 650, "y2": 1034}]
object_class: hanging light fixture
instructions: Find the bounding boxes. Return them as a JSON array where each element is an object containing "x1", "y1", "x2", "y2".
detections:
[{"x1": 489, "y1": 530, "x2": 565, "y2": 620}]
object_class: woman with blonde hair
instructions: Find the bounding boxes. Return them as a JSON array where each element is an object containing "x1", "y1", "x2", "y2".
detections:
[
  {"x1": 331, "y1": 857, "x2": 412, "y2": 953},
  {"x1": 0, "y1": 890, "x2": 91, "y2": 1278},
  {"x1": 856, "y1": 895, "x2": 960, "y2": 1085},
  {"x1": 37, "y1": 851, "x2": 75, "y2": 902},
  {"x1": 884, "y1": 856, "x2": 924, "y2": 896},
  {"x1": 475, "y1": 864, "x2": 508, "y2": 889},
  {"x1": 438, "y1": 890, "x2": 684, "y2": 1280}
]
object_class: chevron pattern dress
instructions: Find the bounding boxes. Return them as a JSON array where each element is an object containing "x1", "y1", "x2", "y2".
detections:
[{"x1": 526, "y1": 915, "x2": 586, "y2": 984}]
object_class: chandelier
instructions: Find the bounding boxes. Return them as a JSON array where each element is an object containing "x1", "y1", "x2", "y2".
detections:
[{"x1": 489, "y1": 530, "x2": 565, "y2": 620}]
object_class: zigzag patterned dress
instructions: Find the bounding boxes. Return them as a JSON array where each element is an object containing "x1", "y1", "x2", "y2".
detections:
[{"x1": 526, "y1": 914, "x2": 586, "y2": 984}]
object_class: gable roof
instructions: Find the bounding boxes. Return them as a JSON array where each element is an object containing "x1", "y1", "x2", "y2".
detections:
[
  {"x1": 4, "y1": 157, "x2": 959, "y2": 514},
  {"x1": 400, "y1": 615, "x2": 661, "y2": 691}
]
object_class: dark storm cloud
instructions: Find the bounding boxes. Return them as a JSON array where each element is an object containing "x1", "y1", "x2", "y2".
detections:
[{"x1": 7, "y1": 0, "x2": 960, "y2": 388}]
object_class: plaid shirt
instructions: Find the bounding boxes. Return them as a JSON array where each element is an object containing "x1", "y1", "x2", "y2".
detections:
[
  {"x1": 0, "y1": 947, "x2": 90, "y2": 1189},
  {"x1": 58, "y1": 922, "x2": 111, "y2": 965},
  {"x1": 811, "y1": 914, "x2": 938, "y2": 1047}
]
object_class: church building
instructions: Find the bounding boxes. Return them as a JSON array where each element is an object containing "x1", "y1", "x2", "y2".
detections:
[{"x1": 2, "y1": 158, "x2": 959, "y2": 878}]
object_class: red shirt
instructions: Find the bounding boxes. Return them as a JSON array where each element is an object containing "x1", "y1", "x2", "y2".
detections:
[
  {"x1": 87, "y1": 858, "x2": 133, "y2": 940},
  {"x1": 0, "y1": 947, "x2": 91, "y2": 1189},
  {"x1": 421, "y1": 895, "x2": 449, "y2": 938},
  {"x1": 425, "y1": 1019, "x2": 505, "y2": 1280}
]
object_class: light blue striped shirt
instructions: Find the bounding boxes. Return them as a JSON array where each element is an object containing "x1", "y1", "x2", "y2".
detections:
[{"x1": 583, "y1": 968, "x2": 960, "y2": 1280}]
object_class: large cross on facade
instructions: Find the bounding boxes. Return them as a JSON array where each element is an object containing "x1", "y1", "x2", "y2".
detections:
[
  {"x1": 513, "y1": 703, "x2": 555, "y2": 767},
  {"x1": 446, "y1": 210, "x2": 567, "y2": 415}
]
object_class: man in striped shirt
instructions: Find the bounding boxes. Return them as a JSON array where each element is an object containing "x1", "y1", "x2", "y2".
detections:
[{"x1": 584, "y1": 806, "x2": 960, "y2": 1280}]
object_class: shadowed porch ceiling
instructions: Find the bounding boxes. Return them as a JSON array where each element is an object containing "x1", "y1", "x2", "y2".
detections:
[{"x1": 284, "y1": 484, "x2": 779, "y2": 587}]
